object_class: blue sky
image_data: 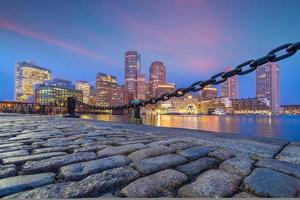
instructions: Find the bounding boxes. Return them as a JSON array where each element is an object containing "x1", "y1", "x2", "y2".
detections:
[{"x1": 0, "y1": 0, "x2": 300, "y2": 104}]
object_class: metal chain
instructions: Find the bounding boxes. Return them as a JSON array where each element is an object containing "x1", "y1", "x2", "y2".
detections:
[{"x1": 77, "y1": 42, "x2": 300, "y2": 111}]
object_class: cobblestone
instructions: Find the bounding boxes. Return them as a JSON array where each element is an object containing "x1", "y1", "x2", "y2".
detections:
[{"x1": 0, "y1": 114, "x2": 298, "y2": 198}]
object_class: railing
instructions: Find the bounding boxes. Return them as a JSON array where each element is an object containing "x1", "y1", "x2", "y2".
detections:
[{"x1": 66, "y1": 42, "x2": 300, "y2": 119}]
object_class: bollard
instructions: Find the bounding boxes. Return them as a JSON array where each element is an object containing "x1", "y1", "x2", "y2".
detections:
[
  {"x1": 64, "y1": 97, "x2": 80, "y2": 118},
  {"x1": 130, "y1": 100, "x2": 143, "y2": 124}
]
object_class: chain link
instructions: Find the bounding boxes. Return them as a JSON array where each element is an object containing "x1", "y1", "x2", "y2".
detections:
[{"x1": 76, "y1": 42, "x2": 299, "y2": 111}]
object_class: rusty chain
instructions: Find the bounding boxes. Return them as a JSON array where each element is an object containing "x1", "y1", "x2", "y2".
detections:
[{"x1": 77, "y1": 42, "x2": 300, "y2": 111}]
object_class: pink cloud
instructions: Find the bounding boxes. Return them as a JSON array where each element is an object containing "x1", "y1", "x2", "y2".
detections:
[{"x1": 0, "y1": 19, "x2": 115, "y2": 65}]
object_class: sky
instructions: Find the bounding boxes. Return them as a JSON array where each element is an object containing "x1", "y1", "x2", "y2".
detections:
[{"x1": 0, "y1": 0, "x2": 300, "y2": 104}]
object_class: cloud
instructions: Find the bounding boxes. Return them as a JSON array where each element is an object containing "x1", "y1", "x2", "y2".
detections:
[{"x1": 0, "y1": 19, "x2": 115, "y2": 65}]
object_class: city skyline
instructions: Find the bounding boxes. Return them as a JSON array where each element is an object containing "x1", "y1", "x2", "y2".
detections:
[{"x1": 1, "y1": 0, "x2": 300, "y2": 104}]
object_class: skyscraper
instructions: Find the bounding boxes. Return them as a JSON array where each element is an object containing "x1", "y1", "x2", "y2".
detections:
[
  {"x1": 125, "y1": 51, "x2": 141, "y2": 100},
  {"x1": 200, "y1": 85, "x2": 217, "y2": 100},
  {"x1": 221, "y1": 67, "x2": 238, "y2": 99},
  {"x1": 15, "y1": 61, "x2": 51, "y2": 102},
  {"x1": 149, "y1": 61, "x2": 166, "y2": 96},
  {"x1": 256, "y1": 62, "x2": 280, "y2": 114},
  {"x1": 136, "y1": 74, "x2": 147, "y2": 100},
  {"x1": 109, "y1": 85, "x2": 129, "y2": 107},
  {"x1": 96, "y1": 73, "x2": 117, "y2": 106},
  {"x1": 155, "y1": 83, "x2": 175, "y2": 97},
  {"x1": 75, "y1": 81, "x2": 91, "y2": 104}
]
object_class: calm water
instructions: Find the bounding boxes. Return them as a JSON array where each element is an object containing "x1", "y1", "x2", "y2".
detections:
[{"x1": 81, "y1": 114, "x2": 300, "y2": 141}]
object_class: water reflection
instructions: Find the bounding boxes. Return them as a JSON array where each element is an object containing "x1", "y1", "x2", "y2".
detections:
[{"x1": 81, "y1": 114, "x2": 300, "y2": 141}]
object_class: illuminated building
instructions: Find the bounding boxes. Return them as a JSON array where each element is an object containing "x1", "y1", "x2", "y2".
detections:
[
  {"x1": 281, "y1": 105, "x2": 300, "y2": 115},
  {"x1": 256, "y1": 62, "x2": 280, "y2": 114},
  {"x1": 231, "y1": 98, "x2": 269, "y2": 114},
  {"x1": 155, "y1": 83, "x2": 175, "y2": 97},
  {"x1": 136, "y1": 74, "x2": 147, "y2": 100},
  {"x1": 109, "y1": 85, "x2": 129, "y2": 107},
  {"x1": 96, "y1": 73, "x2": 117, "y2": 106},
  {"x1": 200, "y1": 85, "x2": 217, "y2": 100},
  {"x1": 15, "y1": 61, "x2": 51, "y2": 102},
  {"x1": 198, "y1": 99, "x2": 225, "y2": 114},
  {"x1": 125, "y1": 51, "x2": 141, "y2": 100},
  {"x1": 51, "y1": 78, "x2": 74, "y2": 90},
  {"x1": 221, "y1": 67, "x2": 238, "y2": 99},
  {"x1": 149, "y1": 61, "x2": 166, "y2": 96},
  {"x1": 75, "y1": 81, "x2": 91, "y2": 104},
  {"x1": 34, "y1": 85, "x2": 83, "y2": 106}
]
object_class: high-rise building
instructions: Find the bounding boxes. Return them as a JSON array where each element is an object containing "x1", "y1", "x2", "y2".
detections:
[
  {"x1": 96, "y1": 73, "x2": 117, "y2": 106},
  {"x1": 75, "y1": 81, "x2": 91, "y2": 104},
  {"x1": 221, "y1": 67, "x2": 238, "y2": 99},
  {"x1": 15, "y1": 61, "x2": 51, "y2": 102},
  {"x1": 256, "y1": 62, "x2": 280, "y2": 114},
  {"x1": 200, "y1": 85, "x2": 217, "y2": 100},
  {"x1": 109, "y1": 85, "x2": 129, "y2": 107},
  {"x1": 52, "y1": 78, "x2": 74, "y2": 90},
  {"x1": 149, "y1": 61, "x2": 166, "y2": 96},
  {"x1": 125, "y1": 51, "x2": 141, "y2": 100},
  {"x1": 155, "y1": 83, "x2": 175, "y2": 97},
  {"x1": 137, "y1": 74, "x2": 147, "y2": 100}
]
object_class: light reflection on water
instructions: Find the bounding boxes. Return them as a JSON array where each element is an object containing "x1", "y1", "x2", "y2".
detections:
[{"x1": 80, "y1": 114, "x2": 300, "y2": 141}]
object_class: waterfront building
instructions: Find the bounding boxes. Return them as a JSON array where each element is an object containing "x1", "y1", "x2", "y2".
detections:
[
  {"x1": 51, "y1": 78, "x2": 74, "y2": 90},
  {"x1": 155, "y1": 83, "x2": 175, "y2": 97},
  {"x1": 198, "y1": 99, "x2": 225, "y2": 114},
  {"x1": 75, "y1": 81, "x2": 91, "y2": 104},
  {"x1": 34, "y1": 84, "x2": 83, "y2": 106},
  {"x1": 281, "y1": 105, "x2": 300, "y2": 115},
  {"x1": 231, "y1": 98, "x2": 270, "y2": 114},
  {"x1": 256, "y1": 62, "x2": 280, "y2": 114},
  {"x1": 137, "y1": 74, "x2": 147, "y2": 100},
  {"x1": 96, "y1": 73, "x2": 117, "y2": 106},
  {"x1": 15, "y1": 61, "x2": 51, "y2": 102},
  {"x1": 149, "y1": 61, "x2": 166, "y2": 97},
  {"x1": 109, "y1": 85, "x2": 129, "y2": 107},
  {"x1": 125, "y1": 51, "x2": 141, "y2": 100},
  {"x1": 221, "y1": 67, "x2": 238, "y2": 99},
  {"x1": 200, "y1": 85, "x2": 217, "y2": 100}
]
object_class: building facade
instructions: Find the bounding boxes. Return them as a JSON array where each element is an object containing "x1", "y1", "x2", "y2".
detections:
[
  {"x1": 108, "y1": 85, "x2": 129, "y2": 107},
  {"x1": 125, "y1": 51, "x2": 141, "y2": 100},
  {"x1": 221, "y1": 67, "x2": 238, "y2": 99},
  {"x1": 75, "y1": 81, "x2": 91, "y2": 104},
  {"x1": 231, "y1": 98, "x2": 270, "y2": 114},
  {"x1": 155, "y1": 83, "x2": 175, "y2": 97},
  {"x1": 15, "y1": 61, "x2": 51, "y2": 102},
  {"x1": 256, "y1": 62, "x2": 280, "y2": 114},
  {"x1": 96, "y1": 73, "x2": 117, "y2": 106},
  {"x1": 149, "y1": 61, "x2": 166, "y2": 97},
  {"x1": 136, "y1": 74, "x2": 147, "y2": 100},
  {"x1": 200, "y1": 85, "x2": 217, "y2": 100}
]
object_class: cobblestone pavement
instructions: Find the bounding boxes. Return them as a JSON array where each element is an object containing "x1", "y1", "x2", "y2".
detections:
[{"x1": 0, "y1": 114, "x2": 299, "y2": 198}]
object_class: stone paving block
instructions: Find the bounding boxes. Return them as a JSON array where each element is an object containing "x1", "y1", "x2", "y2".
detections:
[
  {"x1": 3, "y1": 182, "x2": 73, "y2": 199},
  {"x1": 2, "y1": 152, "x2": 67, "y2": 165},
  {"x1": 0, "y1": 173, "x2": 56, "y2": 197},
  {"x1": 178, "y1": 146, "x2": 212, "y2": 160},
  {"x1": 0, "y1": 145, "x2": 32, "y2": 153},
  {"x1": 0, "y1": 165, "x2": 17, "y2": 179},
  {"x1": 0, "y1": 143, "x2": 24, "y2": 149},
  {"x1": 255, "y1": 158, "x2": 300, "y2": 178},
  {"x1": 243, "y1": 167, "x2": 300, "y2": 197},
  {"x1": 127, "y1": 145, "x2": 175, "y2": 161},
  {"x1": 97, "y1": 143, "x2": 146, "y2": 158},
  {"x1": 148, "y1": 138, "x2": 186, "y2": 147},
  {"x1": 208, "y1": 149, "x2": 235, "y2": 161},
  {"x1": 21, "y1": 152, "x2": 97, "y2": 174},
  {"x1": 58, "y1": 155, "x2": 131, "y2": 181},
  {"x1": 232, "y1": 192, "x2": 258, "y2": 198},
  {"x1": 117, "y1": 140, "x2": 153, "y2": 145},
  {"x1": 73, "y1": 144, "x2": 108, "y2": 153},
  {"x1": 275, "y1": 143, "x2": 300, "y2": 164},
  {"x1": 169, "y1": 141, "x2": 197, "y2": 151},
  {"x1": 64, "y1": 166, "x2": 140, "y2": 198},
  {"x1": 121, "y1": 169, "x2": 188, "y2": 197},
  {"x1": 0, "y1": 150, "x2": 29, "y2": 159},
  {"x1": 131, "y1": 154, "x2": 188, "y2": 175},
  {"x1": 175, "y1": 157, "x2": 219, "y2": 177},
  {"x1": 178, "y1": 169, "x2": 242, "y2": 198},
  {"x1": 219, "y1": 157, "x2": 255, "y2": 177},
  {"x1": 32, "y1": 145, "x2": 79, "y2": 154}
]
